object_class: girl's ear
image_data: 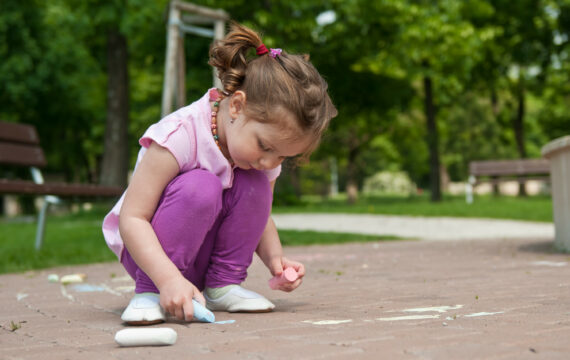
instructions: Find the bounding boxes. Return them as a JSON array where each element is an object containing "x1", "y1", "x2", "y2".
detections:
[{"x1": 229, "y1": 91, "x2": 247, "y2": 120}]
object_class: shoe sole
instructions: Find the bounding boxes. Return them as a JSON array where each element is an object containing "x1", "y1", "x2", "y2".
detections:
[
  {"x1": 207, "y1": 303, "x2": 275, "y2": 313},
  {"x1": 123, "y1": 319, "x2": 165, "y2": 326},
  {"x1": 230, "y1": 308, "x2": 274, "y2": 313}
]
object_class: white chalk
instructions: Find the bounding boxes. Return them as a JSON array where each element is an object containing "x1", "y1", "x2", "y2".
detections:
[
  {"x1": 114, "y1": 327, "x2": 177, "y2": 347},
  {"x1": 60, "y1": 273, "x2": 86, "y2": 284}
]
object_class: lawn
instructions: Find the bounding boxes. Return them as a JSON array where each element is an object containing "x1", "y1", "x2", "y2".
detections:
[
  {"x1": 0, "y1": 193, "x2": 552, "y2": 274},
  {"x1": 0, "y1": 207, "x2": 393, "y2": 274},
  {"x1": 275, "y1": 193, "x2": 553, "y2": 223}
]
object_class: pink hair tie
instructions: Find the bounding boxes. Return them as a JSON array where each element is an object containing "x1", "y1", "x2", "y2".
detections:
[
  {"x1": 256, "y1": 44, "x2": 269, "y2": 56},
  {"x1": 269, "y1": 48, "x2": 282, "y2": 58}
]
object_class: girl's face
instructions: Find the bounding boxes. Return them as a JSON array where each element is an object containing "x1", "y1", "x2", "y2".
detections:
[
  {"x1": 221, "y1": 91, "x2": 312, "y2": 171},
  {"x1": 226, "y1": 115, "x2": 311, "y2": 171}
]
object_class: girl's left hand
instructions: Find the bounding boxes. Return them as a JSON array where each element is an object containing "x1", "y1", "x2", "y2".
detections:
[{"x1": 269, "y1": 256, "x2": 305, "y2": 292}]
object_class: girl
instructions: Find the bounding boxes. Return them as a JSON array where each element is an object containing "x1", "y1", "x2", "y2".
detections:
[{"x1": 102, "y1": 23, "x2": 337, "y2": 325}]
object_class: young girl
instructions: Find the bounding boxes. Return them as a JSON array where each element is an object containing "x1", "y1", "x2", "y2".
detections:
[{"x1": 102, "y1": 23, "x2": 337, "y2": 325}]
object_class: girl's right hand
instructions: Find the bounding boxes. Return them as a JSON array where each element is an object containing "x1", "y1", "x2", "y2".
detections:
[{"x1": 158, "y1": 275, "x2": 206, "y2": 322}]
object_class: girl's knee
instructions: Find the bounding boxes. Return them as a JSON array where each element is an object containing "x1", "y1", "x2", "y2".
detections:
[
  {"x1": 163, "y1": 170, "x2": 223, "y2": 216},
  {"x1": 172, "y1": 170, "x2": 222, "y2": 200},
  {"x1": 231, "y1": 169, "x2": 272, "y2": 211},
  {"x1": 233, "y1": 169, "x2": 271, "y2": 196}
]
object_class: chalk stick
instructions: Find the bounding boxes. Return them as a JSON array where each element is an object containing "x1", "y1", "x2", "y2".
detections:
[
  {"x1": 192, "y1": 299, "x2": 215, "y2": 323},
  {"x1": 60, "y1": 273, "x2": 86, "y2": 284},
  {"x1": 114, "y1": 328, "x2": 177, "y2": 347},
  {"x1": 268, "y1": 267, "x2": 299, "y2": 290}
]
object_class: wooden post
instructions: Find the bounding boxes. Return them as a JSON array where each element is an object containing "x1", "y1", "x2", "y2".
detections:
[
  {"x1": 162, "y1": 2, "x2": 181, "y2": 118},
  {"x1": 213, "y1": 20, "x2": 225, "y2": 89},
  {"x1": 162, "y1": 1, "x2": 229, "y2": 116},
  {"x1": 176, "y1": 31, "x2": 186, "y2": 109}
]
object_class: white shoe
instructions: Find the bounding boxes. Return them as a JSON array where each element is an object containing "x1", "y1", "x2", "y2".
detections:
[
  {"x1": 205, "y1": 285, "x2": 275, "y2": 313},
  {"x1": 121, "y1": 293, "x2": 166, "y2": 325}
]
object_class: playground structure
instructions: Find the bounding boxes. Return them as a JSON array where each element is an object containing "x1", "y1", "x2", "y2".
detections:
[{"x1": 161, "y1": 1, "x2": 229, "y2": 117}]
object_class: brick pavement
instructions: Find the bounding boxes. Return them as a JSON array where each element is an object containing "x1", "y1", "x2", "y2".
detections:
[{"x1": 1, "y1": 236, "x2": 569, "y2": 359}]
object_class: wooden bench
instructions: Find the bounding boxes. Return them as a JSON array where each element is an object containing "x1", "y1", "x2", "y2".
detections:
[
  {"x1": 465, "y1": 159, "x2": 550, "y2": 203},
  {"x1": 0, "y1": 121, "x2": 123, "y2": 249}
]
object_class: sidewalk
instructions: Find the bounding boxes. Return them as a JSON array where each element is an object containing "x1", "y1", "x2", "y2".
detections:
[{"x1": 1, "y1": 217, "x2": 569, "y2": 359}]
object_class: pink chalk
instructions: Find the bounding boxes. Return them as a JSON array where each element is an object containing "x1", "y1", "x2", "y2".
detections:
[{"x1": 268, "y1": 267, "x2": 298, "y2": 290}]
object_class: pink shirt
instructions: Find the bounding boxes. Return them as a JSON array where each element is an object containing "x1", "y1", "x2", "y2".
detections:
[{"x1": 102, "y1": 89, "x2": 281, "y2": 258}]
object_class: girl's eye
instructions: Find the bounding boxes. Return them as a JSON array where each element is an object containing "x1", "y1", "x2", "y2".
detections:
[{"x1": 258, "y1": 139, "x2": 270, "y2": 152}]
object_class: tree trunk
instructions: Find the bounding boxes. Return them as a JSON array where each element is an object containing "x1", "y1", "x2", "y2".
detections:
[
  {"x1": 424, "y1": 75, "x2": 441, "y2": 202},
  {"x1": 514, "y1": 77, "x2": 527, "y2": 196},
  {"x1": 490, "y1": 89, "x2": 500, "y2": 195},
  {"x1": 100, "y1": 26, "x2": 129, "y2": 188},
  {"x1": 346, "y1": 146, "x2": 359, "y2": 204},
  {"x1": 289, "y1": 165, "x2": 302, "y2": 199}
]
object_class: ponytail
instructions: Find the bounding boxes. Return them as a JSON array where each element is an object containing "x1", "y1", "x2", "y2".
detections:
[{"x1": 208, "y1": 22, "x2": 263, "y2": 94}]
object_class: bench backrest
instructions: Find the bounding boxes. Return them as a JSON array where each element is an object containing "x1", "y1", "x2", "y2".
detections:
[
  {"x1": 469, "y1": 159, "x2": 550, "y2": 177},
  {"x1": 0, "y1": 121, "x2": 47, "y2": 168}
]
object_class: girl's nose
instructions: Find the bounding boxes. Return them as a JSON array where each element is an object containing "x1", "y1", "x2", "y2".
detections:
[{"x1": 260, "y1": 156, "x2": 283, "y2": 170}]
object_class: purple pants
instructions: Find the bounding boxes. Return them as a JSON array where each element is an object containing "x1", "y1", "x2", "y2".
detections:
[{"x1": 121, "y1": 168, "x2": 272, "y2": 294}]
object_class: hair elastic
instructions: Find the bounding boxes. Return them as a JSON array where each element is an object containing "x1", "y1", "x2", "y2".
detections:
[{"x1": 256, "y1": 44, "x2": 269, "y2": 56}]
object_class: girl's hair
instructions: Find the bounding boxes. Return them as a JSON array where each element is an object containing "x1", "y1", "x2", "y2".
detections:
[{"x1": 209, "y1": 22, "x2": 337, "y2": 160}]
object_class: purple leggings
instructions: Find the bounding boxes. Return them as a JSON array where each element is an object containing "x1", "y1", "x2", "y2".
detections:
[{"x1": 121, "y1": 168, "x2": 272, "y2": 294}]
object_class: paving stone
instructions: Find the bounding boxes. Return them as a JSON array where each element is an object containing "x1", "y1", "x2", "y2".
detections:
[{"x1": 1, "y1": 235, "x2": 569, "y2": 359}]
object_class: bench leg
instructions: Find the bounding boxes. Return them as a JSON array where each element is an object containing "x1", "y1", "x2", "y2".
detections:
[
  {"x1": 465, "y1": 175, "x2": 476, "y2": 204},
  {"x1": 35, "y1": 200, "x2": 50, "y2": 250},
  {"x1": 465, "y1": 183, "x2": 473, "y2": 204}
]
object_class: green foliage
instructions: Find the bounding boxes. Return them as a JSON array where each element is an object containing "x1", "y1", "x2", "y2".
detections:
[
  {"x1": 1, "y1": 0, "x2": 569, "y2": 200},
  {"x1": 441, "y1": 93, "x2": 516, "y2": 180},
  {"x1": 362, "y1": 171, "x2": 417, "y2": 196},
  {"x1": 1, "y1": 0, "x2": 106, "y2": 182}
]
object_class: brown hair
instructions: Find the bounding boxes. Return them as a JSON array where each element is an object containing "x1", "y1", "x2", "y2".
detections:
[{"x1": 209, "y1": 22, "x2": 337, "y2": 160}]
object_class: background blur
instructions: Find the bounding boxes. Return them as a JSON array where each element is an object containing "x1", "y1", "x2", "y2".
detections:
[{"x1": 2, "y1": 0, "x2": 569, "y2": 208}]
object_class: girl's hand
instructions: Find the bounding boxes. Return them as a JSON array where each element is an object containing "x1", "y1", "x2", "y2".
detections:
[
  {"x1": 268, "y1": 256, "x2": 305, "y2": 292},
  {"x1": 158, "y1": 275, "x2": 206, "y2": 321}
]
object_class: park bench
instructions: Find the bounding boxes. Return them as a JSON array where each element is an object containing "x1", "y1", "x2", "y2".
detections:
[
  {"x1": 0, "y1": 121, "x2": 123, "y2": 249},
  {"x1": 465, "y1": 158, "x2": 550, "y2": 203}
]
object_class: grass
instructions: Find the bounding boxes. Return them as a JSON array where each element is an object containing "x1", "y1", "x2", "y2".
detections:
[
  {"x1": 0, "y1": 207, "x2": 393, "y2": 275},
  {"x1": 0, "y1": 193, "x2": 552, "y2": 274},
  {"x1": 279, "y1": 230, "x2": 399, "y2": 246},
  {"x1": 274, "y1": 193, "x2": 553, "y2": 223},
  {"x1": 0, "y1": 211, "x2": 117, "y2": 275}
]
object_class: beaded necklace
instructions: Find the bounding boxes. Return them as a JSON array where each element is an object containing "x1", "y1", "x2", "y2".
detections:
[
  {"x1": 211, "y1": 93, "x2": 223, "y2": 150},
  {"x1": 210, "y1": 89, "x2": 233, "y2": 164}
]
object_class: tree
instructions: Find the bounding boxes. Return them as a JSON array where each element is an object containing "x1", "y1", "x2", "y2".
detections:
[
  {"x1": 0, "y1": 0, "x2": 108, "y2": 183},
  {"x1": 73, "y1": 0, "x2": 131, "y2": 188},
  {"x1": 348, "y1": 0, "x2": 487, "y2": 201},
  {"x1": 538, "y1": 0, "x2": 570, "y2": 141},
  {"x1": 467, "y1": 0, "x2": 556, "y2": 195}
]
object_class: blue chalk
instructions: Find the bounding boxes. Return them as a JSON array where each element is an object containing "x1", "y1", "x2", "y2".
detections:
[
  {"x1": 71, "y1": 284, "x2": 105, "y2": 292},
  {"x1": 192, "y1": 299, "x2": 215, "y2": 323}
]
